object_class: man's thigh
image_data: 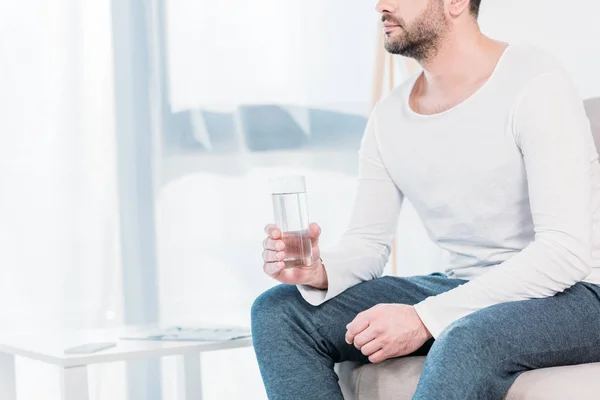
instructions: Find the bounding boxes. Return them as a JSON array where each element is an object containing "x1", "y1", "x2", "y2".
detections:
[
  {"x1": 437, "y1": 282, "x2": 600, "y2": 370},
  {"x1": 304, "y1": 273, "x2": 466, "y2": 362},
  {"x1": 313, "y1": 273, "x2": 466, "y2": 323}
]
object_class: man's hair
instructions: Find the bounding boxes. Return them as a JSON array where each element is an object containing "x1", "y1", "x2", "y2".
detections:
[{"x1": 470, "y1": 0, "x2": 482, "y2": 18}]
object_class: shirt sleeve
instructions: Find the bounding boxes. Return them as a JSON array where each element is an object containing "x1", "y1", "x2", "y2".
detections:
[
  {"x1": 298, "y1": 106, "x2": 404, "y2": 306},
  {"x1": 414, "y1": 71, "x2": 595, "y2": 338}
]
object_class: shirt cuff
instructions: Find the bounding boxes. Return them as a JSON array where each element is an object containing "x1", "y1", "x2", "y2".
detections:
[
  {"x1": 296, "y1": 253, "x2": 349, "y2": 306},
  {"x1": 413, "y1": 298, "x2": 446, "y2": 339},
  {"x1": 296, "y1": 284, "x2": 328, "y2": 306}
]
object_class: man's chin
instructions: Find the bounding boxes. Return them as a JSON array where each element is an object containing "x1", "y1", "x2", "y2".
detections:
[{"x1": 384, "y1": 39, "x2": 409, "y2": 56}]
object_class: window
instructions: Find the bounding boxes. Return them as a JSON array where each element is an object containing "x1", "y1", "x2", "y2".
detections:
[{"x1": 155, "y1": 1, "x2": 383, "y2": 397}]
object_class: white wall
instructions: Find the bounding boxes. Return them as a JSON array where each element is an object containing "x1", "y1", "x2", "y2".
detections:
[{"x1": 479, "y1": 0, "x2": 600, "y2": 99}]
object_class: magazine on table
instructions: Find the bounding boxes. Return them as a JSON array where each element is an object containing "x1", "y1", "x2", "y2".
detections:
[{"x1": 120, "y1": 324, "x2": 251, "y2": 342}]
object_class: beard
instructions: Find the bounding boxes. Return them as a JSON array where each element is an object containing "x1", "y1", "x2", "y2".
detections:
[{"x1": 383, "y1": 0, "x2": 447, "y2": 62}]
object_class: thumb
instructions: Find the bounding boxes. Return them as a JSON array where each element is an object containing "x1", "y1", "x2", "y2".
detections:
[{"x1": 308, "y1": 223, "x2": 321, "y2": 245}]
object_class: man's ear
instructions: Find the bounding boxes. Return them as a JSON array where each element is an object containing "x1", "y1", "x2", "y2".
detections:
[{"x1": 447, "y1": 0, "x2": 471, "y2": 18}]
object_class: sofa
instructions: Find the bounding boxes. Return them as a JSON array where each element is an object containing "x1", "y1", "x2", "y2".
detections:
[{"x1": 337, "y1": 97, "x2": 600, "y2": 400}]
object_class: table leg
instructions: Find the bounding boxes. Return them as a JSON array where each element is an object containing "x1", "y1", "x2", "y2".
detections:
[
  {"x1": 0, "y1": 352, "x2": 16, "y2": 400},
  {"x1": 60, "y1": 365, "x2": 89, "y2": 400},
  {"x1": 176, "y1": 353, "x2": 202, "y2": 400},
  {"x1": 126, "y1": 359, "x2": 162, "y2": 400}
]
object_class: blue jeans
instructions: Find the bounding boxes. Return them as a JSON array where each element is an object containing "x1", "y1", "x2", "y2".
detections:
[{"x1": 251, "y1": 274, "x2": 600, "y2": 399}]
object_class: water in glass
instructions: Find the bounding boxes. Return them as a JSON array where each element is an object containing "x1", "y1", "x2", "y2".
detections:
[{"x1": 272, "y1": 191, "x2": 313, "y2": 268}]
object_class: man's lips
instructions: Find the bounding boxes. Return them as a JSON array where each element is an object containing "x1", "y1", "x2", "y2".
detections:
[{"x1": 383, "y1": 23, "x2": 401, "y2": 33}]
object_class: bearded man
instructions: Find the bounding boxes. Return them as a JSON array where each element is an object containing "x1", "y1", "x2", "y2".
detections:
[{"x1": 252, "y1": 1, "x2": 600, "y2": 399}]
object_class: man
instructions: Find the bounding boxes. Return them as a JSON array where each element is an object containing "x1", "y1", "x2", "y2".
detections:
[{"x1": 252, "y1": 0, "x2": 600, "y2": 398}]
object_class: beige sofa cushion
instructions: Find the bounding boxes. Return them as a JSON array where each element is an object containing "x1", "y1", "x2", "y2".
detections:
[
  {"x1": 338, "y1": 358, "x2": 600, "y2": 400},
  {"x1": 585, "y1": 97, "x2": 600, "y2": 146}
]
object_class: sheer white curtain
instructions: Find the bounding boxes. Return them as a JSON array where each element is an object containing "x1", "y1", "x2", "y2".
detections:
[
  {"x1": 0, "y1": 0, "x2": 124, "y2": 398},
  {"x1": 166, "y1": 0, "x2": 380, "y2": 115}
]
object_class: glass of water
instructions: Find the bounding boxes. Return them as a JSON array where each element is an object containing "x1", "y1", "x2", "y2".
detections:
[{"x1": 269, "y1": 175, "x2": 313, "y2": 269}]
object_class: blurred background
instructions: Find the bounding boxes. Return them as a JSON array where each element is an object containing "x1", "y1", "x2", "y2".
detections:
[{"x1": 1, "y1": 0, "x2": 599, "y2": 399}]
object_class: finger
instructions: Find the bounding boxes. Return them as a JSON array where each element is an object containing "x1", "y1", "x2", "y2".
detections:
[
  {"x1": 368, "y1": 349, "x2": 390, "y2": 364},
  {"x1": 262, "y1": 249, "x2": 286, "y2": 263},
  {"x1": 345, "y1": 315, "x2": 370, "y2": 344},
  {"x1": 264, "y1": 224, "x2": 275, "y2": 235},
  {"x1": 360, "y1": 339, "x2": 384, "y2": 357},
  {"x1": 263, "y1": 261, "x2": 286, "y2": 277},
  {"x1": 263, "y1": 237, "x2": 285, "y2": 251},
  {"x1": 353, "y1": 327, "x2": 377, "y2": 350},
  {"x1": 264, "y1": 224, "x2": 281, "y2": 239},
  {"x1": 308, "y1": 223, "x2": 321, "y2": 245}
]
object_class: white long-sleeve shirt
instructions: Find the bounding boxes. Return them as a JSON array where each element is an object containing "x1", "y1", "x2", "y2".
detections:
[{"x1": 299, "y1": 44, "x2": 600, "y2": 338}]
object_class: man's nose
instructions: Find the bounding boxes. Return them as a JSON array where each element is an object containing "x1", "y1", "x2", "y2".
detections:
[{"x1": 376, "y1": 0, "x2": 397, "y2": 14}]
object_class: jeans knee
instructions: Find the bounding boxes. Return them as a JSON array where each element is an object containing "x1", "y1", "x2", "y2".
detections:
[
  {"x1": 429, "y1": 315, "x2": 502, "y2": 370},
  {"x1": 251, "y1": 285, "x2": 302, "y2": 331},
  {"x1": 417, "y1": 317, "x2": 515, "y2": 400}
]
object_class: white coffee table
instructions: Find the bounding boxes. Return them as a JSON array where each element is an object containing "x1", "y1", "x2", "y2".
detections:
[{"x1": 0, "y1": 326, "x2": 253, "y2": 400}]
